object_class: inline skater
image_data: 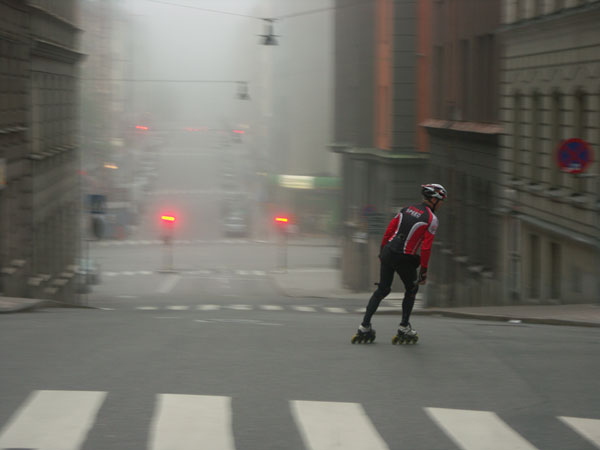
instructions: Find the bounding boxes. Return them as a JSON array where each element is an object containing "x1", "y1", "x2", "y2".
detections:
[{"x1": 351, "y1": 183, "x2": 447, "y2": 344}]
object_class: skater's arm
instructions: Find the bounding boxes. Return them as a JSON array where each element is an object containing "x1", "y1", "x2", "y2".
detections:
[
  {"x1": 380, "y1": 215, "x2": 399, "y2": 250},
  {"x1": 420, "y1": 214, "x2": 438, "y2": 268}
]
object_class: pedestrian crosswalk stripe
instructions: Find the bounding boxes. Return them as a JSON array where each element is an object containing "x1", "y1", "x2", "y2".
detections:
[
  {"x1": 559, "y1": 416, "x2": 600, "y2": 448},
  {"x1": 425, "y1": 407, "x2": 539, "y2": 450},
  {"x1": 293, "y1": 306, "x2": 316, "y2": 312},
  {"x1": 291, "y1": 400, "x2": 389, "y2": 450},
  {"x1": 260, "y1": 305, "x2": 283, "y2": 311},
  {"x1": 324, "y1": 307, "x2": 347, "y2": 313},
  {"x1": 0, "y1": 390, "x2": 107, "y2": 450},
  {"x1": 149, "y1": 394, "x2": 234, "y2": 450}
]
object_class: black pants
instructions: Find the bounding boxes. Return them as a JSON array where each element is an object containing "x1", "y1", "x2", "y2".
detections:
[{"x1": 361, "y1": 245, "x2": 420, "y2": 327}]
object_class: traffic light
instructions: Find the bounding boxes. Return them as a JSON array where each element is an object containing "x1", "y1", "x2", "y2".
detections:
[
  {"x1": 274, "y1": 215, "x2": 291, "y2": 234},
  {"x1": 160, "y1": 213, "x2": 176, "y2": 244},
  {"x1": 135, "y1": 125, "x2": 149, "y2": 130}
]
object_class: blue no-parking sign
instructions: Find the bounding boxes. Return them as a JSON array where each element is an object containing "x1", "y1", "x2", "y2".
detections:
[{"x1": 556, "y1": 138, "x2": 593, "y2": 174}]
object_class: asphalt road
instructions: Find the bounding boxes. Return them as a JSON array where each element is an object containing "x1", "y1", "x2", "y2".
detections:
[{"x1": 1, "y1": 307, "x2": 599, "y2": 450}]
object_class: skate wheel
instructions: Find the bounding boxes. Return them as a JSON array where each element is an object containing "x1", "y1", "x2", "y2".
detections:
[
  {"x1": 369, "y1": 336, "x2": 375, "y2": 343},
  {"x1": 392, "y1": 336, "x2": 399, "y2": 345},
  {"x1": 351, "y1": 335, "x2": 358, "y2": 344}
]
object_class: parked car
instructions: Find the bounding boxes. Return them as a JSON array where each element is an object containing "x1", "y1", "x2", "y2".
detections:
[{"x1": 223, "y1": 214, "x2": 250, "y2": 237}]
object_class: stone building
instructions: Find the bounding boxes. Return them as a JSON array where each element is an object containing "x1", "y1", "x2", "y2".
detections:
[
  {"x1": 332, "y1": 0, "x2": 429, "y2": 291},
  {"x1": 0, "y1": 0, "x2": 83, "y2": 301},
  {"x1": 422, "y1": 0, "x2": 504, "y2": 307},
  {"x1": 498, "y1": 0, "x2": 600, "y2": 304}
]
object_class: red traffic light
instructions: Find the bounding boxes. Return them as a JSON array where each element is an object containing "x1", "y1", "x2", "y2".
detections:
[
  {"x1": 136, "y1": 125, "x2": 149, "y2": 130},
  {"x1": 274, "y1": 216, "x2": 289, "y2": 224},
  {"x1": 161, "y1": 215, "x2": 176, "y2": 222}
]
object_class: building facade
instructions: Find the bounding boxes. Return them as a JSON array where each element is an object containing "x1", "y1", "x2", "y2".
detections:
[
  {"x1": 498, "y1": 0, "x2": 600, "y2": 304},
  {"x1": 422, "y1": 0, "x2": 504, "y2": 307},
  {"x1": 332, "y1": 0, "x2": 429, "y2": 291},
  {"x1": 1, "y1": 0, "x2": 83, "y2": 301}
]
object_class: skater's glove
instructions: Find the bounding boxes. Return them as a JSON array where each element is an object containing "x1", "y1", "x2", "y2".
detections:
[{"x1": 418, "y1": 267, "x2": 428, "y2": 285}]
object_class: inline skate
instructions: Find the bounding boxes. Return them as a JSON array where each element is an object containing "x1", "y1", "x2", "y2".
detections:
[
  {"x1": 351, "y1": 324, "x2": 376, "y2": 344},
  {"x1": 392, "y1": 323, "x2": 418, "y2": 345}
]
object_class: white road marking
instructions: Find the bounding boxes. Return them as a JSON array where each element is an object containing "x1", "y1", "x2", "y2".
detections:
[
  {"x1": 260, "y1": 305, "x2": 284, "y2": 311},
  {"x1": 157, "y1": 274, "x2": 181, "y2": 294},
  {"x1": 137, "y1": 306, "x2": 159, "y2": 310},
  {"x1": 293, "y1": 306, "x2": 316, "y2": 312},
  {"x1": 118, "y1": 295, "x2": 138, "y2": 299},
  {"x1": 148, "y1": 394, "x2": 234, "y2": 450},
  {"x1": 237, "y1": 270, "x2": 249, "y2": 276},
  {"x1": 122, "y1": 271, "x2": 136, "y2": 276},
  {"x1": 139, "y1": 270, "x2": 153, "y2": 275},
  {"x1": 104, "y1": 272, "x2": 118, "y2": 277},
  {"x1": 324, "y1": 307, "x2": 347, "y2": 313},
  {"x1": 197, "y1": 304, "x2": 220, "y2": 311},
  {"x1": 291, "y1": 400, "x2": 389, "y2": 450},
  {"x1": 0, "y1": 390, "x2": 107, "y2": 450},
  {"x1": 227, "y1": 304, "x2": 253, "y2": 310},
  {"x1": 166, "y1": 305, "x2": 189, "y2": 310},
  {"x1": 559, "y1": 416, "x2": 600, "y2": 448},
  {"x1": 425, "y1": 407, "x2": 539, "y2": 450}
]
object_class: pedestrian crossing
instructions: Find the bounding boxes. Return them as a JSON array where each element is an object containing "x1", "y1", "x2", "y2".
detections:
[
  {"x1": 109, "y1": 303, "x2": 394, "y2": 315},
  {"x1": 1, "y1": 390, "x2": 598, "y2": 450},
  {"x1": 98, "y1": 238, "x2": 261, "y2": 247},
  {"x1": 102, "y1": 269, "x2": 268, "y2": 277}
]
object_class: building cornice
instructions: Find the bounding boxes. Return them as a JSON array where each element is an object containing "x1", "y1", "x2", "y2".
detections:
[
  {"x1": 328, "y1": 143, "x2": 429, "y2": 162},
  {"x1": 28, "y1": 2, "x2": 82, "y2": 32},
  {"x1": 421, "y1": 119, "x2": 503, "y2": 135},
  {"x1": 498, "y1": 2, "x2": 600, "y2": 35},
  {"x1": 31, "y1": 39, "x2": 84, "y2": 64}
]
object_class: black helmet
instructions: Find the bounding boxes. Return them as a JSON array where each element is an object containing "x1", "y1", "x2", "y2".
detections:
[{"x1": 421, "y1": 183, "x2": 447, "y2": 200}]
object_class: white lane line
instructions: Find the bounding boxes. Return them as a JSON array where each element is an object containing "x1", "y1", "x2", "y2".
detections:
[
  {"x1": 237, "y1": 270, "x2": 249, "y2": 276},
  {"x1": 324, "y1": 307, "x2": 347, "y2": 313},
  {"x1": 559, "y1": 416, "x2": 600, "y2": 448},
  {"x1": 197, "y1": 304, "x2": 220, "y2": 311},
  {"x1": 158, "y1": 274, "x2": 181, "y2": 294},
  {"x1": 139, "y1": 271, "x2": 153, "y2": 275},
  {"x1": 137, "y1": 306, "x2": 159, "y2": 310},
  {"x1": 260, "y1": 305, "x2": 284, "y2": 311},
  {"x1": 252, "y1": 270, "x2": 266, "y2": 276},
  {"x1": 293, "y1": 306, "x2": 316, "y2": 312},
  {"x1": 0, "y1": 390, "x2": 107, "y2": 450},
  {"x1": 425, "y1": 407, "x2": 538, "y2": 450},
  {"x1": 166, "y1": 305, "x2": 189, "y2": 311},
  {"x1": 149, "y1": 394, "x2": 234, "y2": 450},
  {"x1": 227, "y1": 304, "x2": 253, "y2": 311},
  {"x1": 291, "y1": 400, "x2": 389, "y2": 450},
  {"x1": 123, "y1": 271, "x2": 136, "y2": 276},
  {"x1": 104, "y1": 272, "x2": 118, "y2": 277}
]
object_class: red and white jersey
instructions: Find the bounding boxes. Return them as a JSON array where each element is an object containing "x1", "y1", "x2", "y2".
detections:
[{"x1": 381, "y1": 202, "x2": 438, "y2": 268}]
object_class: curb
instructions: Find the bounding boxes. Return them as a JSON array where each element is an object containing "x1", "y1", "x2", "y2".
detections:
[
  {"x1": 410, "y1": 309, "x2": 600, "y2": 328},
  {"x1": 0, "y1": 299, "x2": 97, "y2": 314}
]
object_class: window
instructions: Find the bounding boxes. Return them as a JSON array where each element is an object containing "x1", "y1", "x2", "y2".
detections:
[
  {"x1": 573, "y1": 91, "x2": 587, "y2": 193},
  {"x1": 529, "y1": 234, "x2": 540, "y2": 299},
  {"x1": 513, "y1": 92, "x2": 522, "y2": 179},
  {"x1": 550, "y1": 242, "x2": 561, "y2": 299},
  {"x1": 460, "y1": 39, "x2": 470, "y2": 120},
  {"x1": 531, "y1": 92, "x2": 541, "y2": 182},
  {"x1": 433, "y1": 46, "x2": 444, "y2": 118},
  {"x1": 550, "y1": 91, "x2": 562, "y2": 187}
]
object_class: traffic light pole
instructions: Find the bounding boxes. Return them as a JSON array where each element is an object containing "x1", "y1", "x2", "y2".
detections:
[
  {"x1": 162, "y1": 237, "x2": 174, "y2": 272},
  {"x1": 278, "y1": 229, "x2": 288, "y2": 272}
]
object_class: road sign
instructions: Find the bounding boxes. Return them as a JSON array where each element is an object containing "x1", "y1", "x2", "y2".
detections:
[{"x1": 556, "y1": 138, "x2": 593, "y2": 174}]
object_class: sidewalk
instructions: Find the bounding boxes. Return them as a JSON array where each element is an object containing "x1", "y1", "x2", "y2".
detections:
[
  {"x1": 0, "y1": 296, "x2": 48, "y2": 314},
  {"x1": 269, "y1": 268, "x2": 600, "y2": 328}
]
